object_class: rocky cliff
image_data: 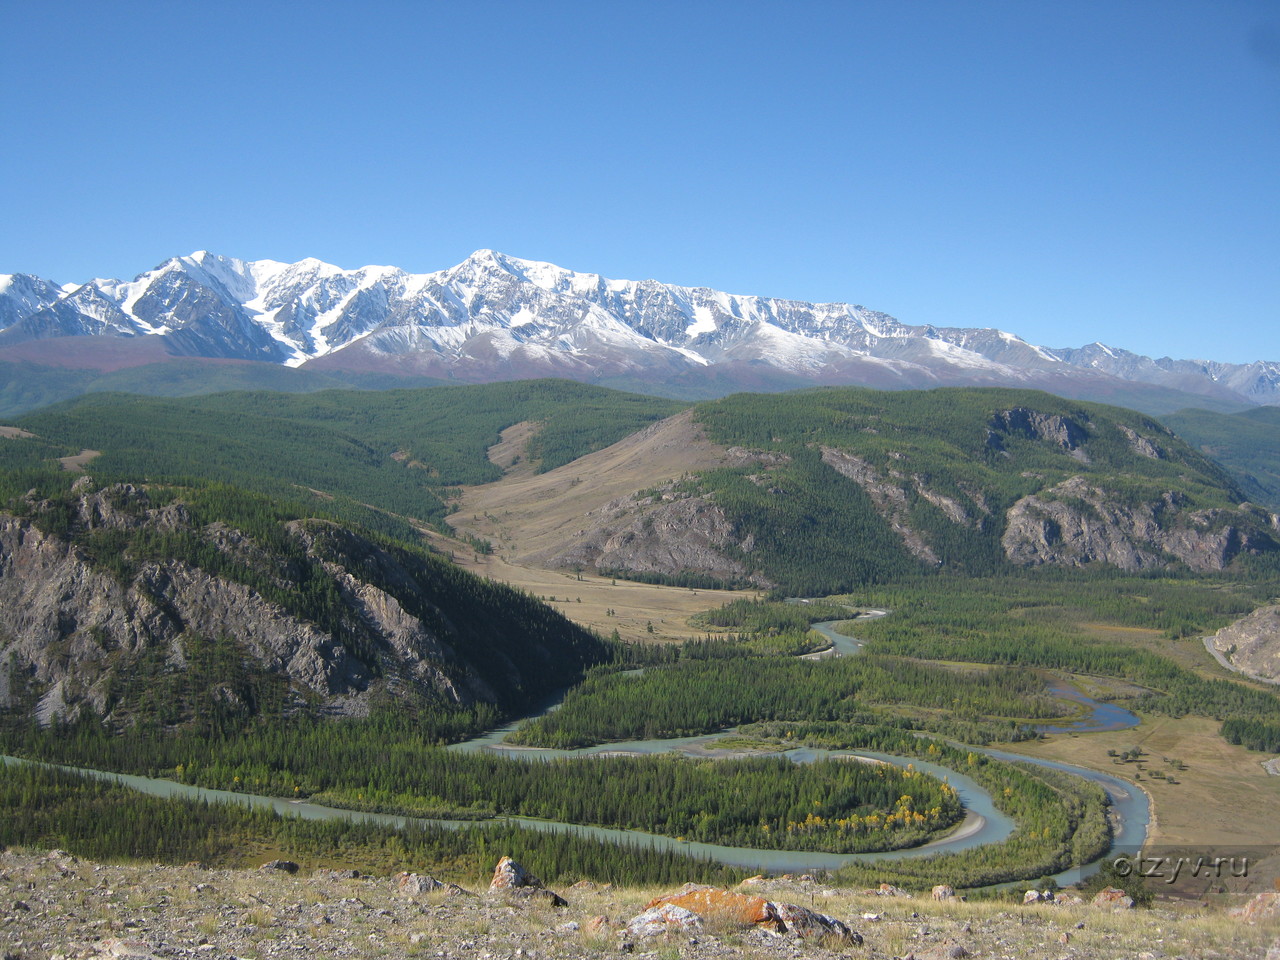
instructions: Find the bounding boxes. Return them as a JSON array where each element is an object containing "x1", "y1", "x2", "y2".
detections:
[
  {"x1": 1001, "y1": 476, "x2": 1280, "y2": 571},
  {"x1": 0, "y1": 479, "x2": 606, "y2": 725},
  {"x1": 526, "y1": 482, "x2": 766, "y2": 587},
  {"x1": 443, "y1": 390, "x2": 1279, "y2": 588},
  {"x1": 1208, "y1": 604, "x2": 1280, "y2": 684}
]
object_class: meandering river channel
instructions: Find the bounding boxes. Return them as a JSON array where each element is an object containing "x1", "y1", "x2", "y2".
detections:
[{"x1": 1, "y1": 610, "x2": 1149, "y2": 884}]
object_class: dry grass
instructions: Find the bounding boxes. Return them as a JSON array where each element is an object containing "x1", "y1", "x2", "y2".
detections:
[
  {"x1": 1003, "y1": 713, "x2": 1280, "y2": 848},
  {"x1": 57, "y1": 447, "x2": 100, "y2": 471},
  {"x1": 424, "y1": 528, "x2": 753, "y2": 643},
  {"x1": 422, "y1": 410, "x2": 763, "y2": 643},
  {"x1": 4, "y1": 848, "x2": 1278, "y2": 960}
]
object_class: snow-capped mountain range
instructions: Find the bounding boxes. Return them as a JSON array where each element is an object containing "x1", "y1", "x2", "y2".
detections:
[{"x1": 1, "y1": 249, "x2": 1276, "y2": 407}]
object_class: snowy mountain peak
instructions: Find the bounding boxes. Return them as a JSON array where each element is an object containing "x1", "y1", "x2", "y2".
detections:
[{"x1": 0, "y1": 250, "x2": 1275, "y2": 407}]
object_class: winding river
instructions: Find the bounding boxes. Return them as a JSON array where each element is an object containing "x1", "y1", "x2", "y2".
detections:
[{"x1": 1, "y1": 610, "x2": 1149, "y2": 884}]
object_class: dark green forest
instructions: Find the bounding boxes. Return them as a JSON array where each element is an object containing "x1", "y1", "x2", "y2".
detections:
[
  {"x1": 0, "y1": 762, "x2": 748, "y2": 887},
  {"x1": 2, "y1": 381, "x2": 1279, "y2": 890},
  {"x1": 10, "y1": 380, "x2": 685, "y2": 532},
  {"x1": 673, "y1": 387, "x2": 1261, "y2": 593},
  {"x1": 1160, "y1": 406, "x2": 1280, "y2": 509}
]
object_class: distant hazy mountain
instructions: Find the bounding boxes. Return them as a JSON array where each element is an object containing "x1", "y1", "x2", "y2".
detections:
[{"x1": 2, "y1": 250, "x2": 1275, "y2": 408}]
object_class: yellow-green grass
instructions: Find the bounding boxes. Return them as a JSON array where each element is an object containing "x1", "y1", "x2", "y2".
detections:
[
  {"x1": 424, "y1": 526, "x2": 752, "y2": 643},
  {"x1": 1004, "y1": 714, "x2": 1280, "y2": 849}
]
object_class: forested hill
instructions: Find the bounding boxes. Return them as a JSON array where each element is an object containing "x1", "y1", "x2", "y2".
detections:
[
  {"x1": 0, "y1": 473, "x2": 612, "y2": 734},
  {"x1": 519, "y1": 386, "x2": 1279, "y2": 595},
  {"x1": 1159, "y1": 406, "x2": 1280, "y2": 510},
  {"x1": 691, "y1": 387, "x2": 1279, "y2": 591},
  {"x1": 5, "y1": 379, "x2": 1278, "y2": 600},
  {"x1": 8, "y1": 380, "x2": 685, "y2": 536}
]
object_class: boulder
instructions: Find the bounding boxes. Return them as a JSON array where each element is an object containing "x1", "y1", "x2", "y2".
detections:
[
  {"x1": 507, "y1": 886, "x2": 568, "y2": 907},
  {"x1": 625, "y1": 903, "x2": 704, "y2": 938},
  {"x1": 871, "y1": 882, "x2": 912, "y2": 897},
  {"x1": 314, "y1": 868, "x2": 361, "y2": 880},
  {"x1": 931, "y1": 884, "x2": 956, "y2": 901},
  {"x1": 1090, "y1": 886, "x2": 1134, "y2": 909},
  {"x1": 396, "y1": 872, "x2": 444, "y2": 895},
  {"x1": 646, "y1": 887, "x2": 779, "y2": 928},
  {"x1": 259, "y1": 859, "x2": 299, "y2": 874},
  {"x1": 1230, "y1": 891, "x2": 1280, "y2": 924},
  {"x1": 771, "y1": 901, "x2": 862, "y2": 945},
  {"x1": 95, "y1": 939, "x2": 158, "y2": 959},
  {"x1": 489, "y1": 856, "x2": 543, "y2": 891}
]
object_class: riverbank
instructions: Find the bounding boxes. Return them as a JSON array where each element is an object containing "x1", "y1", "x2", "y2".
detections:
[{"x1": 0, "y1": 607, "x2": 1146, "y2": 887}]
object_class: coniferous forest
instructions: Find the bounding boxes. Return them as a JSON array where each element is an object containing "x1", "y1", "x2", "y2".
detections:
[{"x1": 0, "y1": 381, "x2": 1277, "y2": 890}]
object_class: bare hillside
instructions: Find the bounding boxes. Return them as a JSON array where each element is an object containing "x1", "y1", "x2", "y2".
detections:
[{"x1": 447, "y1": 410, "x2": 764, "y2": 579}]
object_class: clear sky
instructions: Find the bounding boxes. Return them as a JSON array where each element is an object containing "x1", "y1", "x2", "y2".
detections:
[{"x1": 2, "y1": 0, "x2": 1277, "y2": 363}]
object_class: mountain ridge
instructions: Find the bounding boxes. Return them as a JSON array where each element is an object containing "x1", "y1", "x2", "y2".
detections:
[{"x1": 2, "y1": 251, "x2": 1275, "y2": 409}]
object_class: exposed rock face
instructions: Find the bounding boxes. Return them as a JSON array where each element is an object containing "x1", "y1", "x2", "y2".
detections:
[
  {"x1": 0, "y1": 481, "x2": 595, "y2": 723},
  {"x1": 1117, "y1": 423, "x2": 1165, "y2": 459},
  {"x1": 527, "y1": 482, "x2": 766, "y2": 586},
  {"x1": 989, "y1": 408, "x2": 1089, "y2": 453},
  {"x1": 1002, "y1": 476, "x2": 1277, "y2": 571},
  {"x1": 0, "y1": 512, "x2": 378, "y2": 717},
  {"x1": 1209, "y1": 605, "x2": 1280, "y2": 684},
  {"x1": 819, "y1": 446, "x2": 941, "y2": 563}
]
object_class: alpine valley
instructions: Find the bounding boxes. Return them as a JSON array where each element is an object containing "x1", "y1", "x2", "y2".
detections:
[
  {"x1": 2, "y1": 263, "x2": 1280, "y2": 953},
  {"x1": 1, "y1": 250, "x2": 1277, "y2": 416}
]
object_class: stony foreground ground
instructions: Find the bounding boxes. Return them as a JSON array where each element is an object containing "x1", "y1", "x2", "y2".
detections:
[{"x1": 2, "y1": 849, "x2": 1277, "y2": 960}]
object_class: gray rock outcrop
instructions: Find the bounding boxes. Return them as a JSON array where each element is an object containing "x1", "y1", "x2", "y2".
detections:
[
  {"x1": 1208, "y1": 604, "x2": 1280, "y2": 684},
  {"x1": 0, "y1": 481, "x2": 571, "y2": 723},
  {"x1": 1002, "y1": 476, "x2": 1276, "y2": 571}
]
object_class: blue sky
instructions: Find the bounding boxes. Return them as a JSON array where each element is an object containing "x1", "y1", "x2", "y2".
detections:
[{"x1": 2, "y1": 0, "x2": 1277, "y2": 363}]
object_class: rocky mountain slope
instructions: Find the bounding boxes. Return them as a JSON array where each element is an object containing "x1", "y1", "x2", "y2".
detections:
[
  {"x1": 0, "y1": 478, "x2": 608, "y2": 726},
  {"x1": 3, "y1": 848, "x2": 1277, "y2": 960},
  {"x1": 2, "y1": 250, "x2": 1276, "y2": 410},
  {"x1": 1208, "y1": 604, "x2": 1280, "y2": 684},
  {"x1": 451, "y1": 388, "x2": 1280, "y2": 592},
  {"x1": 448, "y1": 410, "x2": 777, "y2": 586}
]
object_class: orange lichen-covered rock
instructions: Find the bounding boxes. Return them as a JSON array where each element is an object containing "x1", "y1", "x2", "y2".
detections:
[
  {"x1": 1230, "y1": 891, "x2": 1280, "y2": 923},
  {"x1": 646, "y1": 887, "x2": 781, "y2": 928},
  {"x1": 1090, "y1": 886, "x2": 1135, "y2": 909}
]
